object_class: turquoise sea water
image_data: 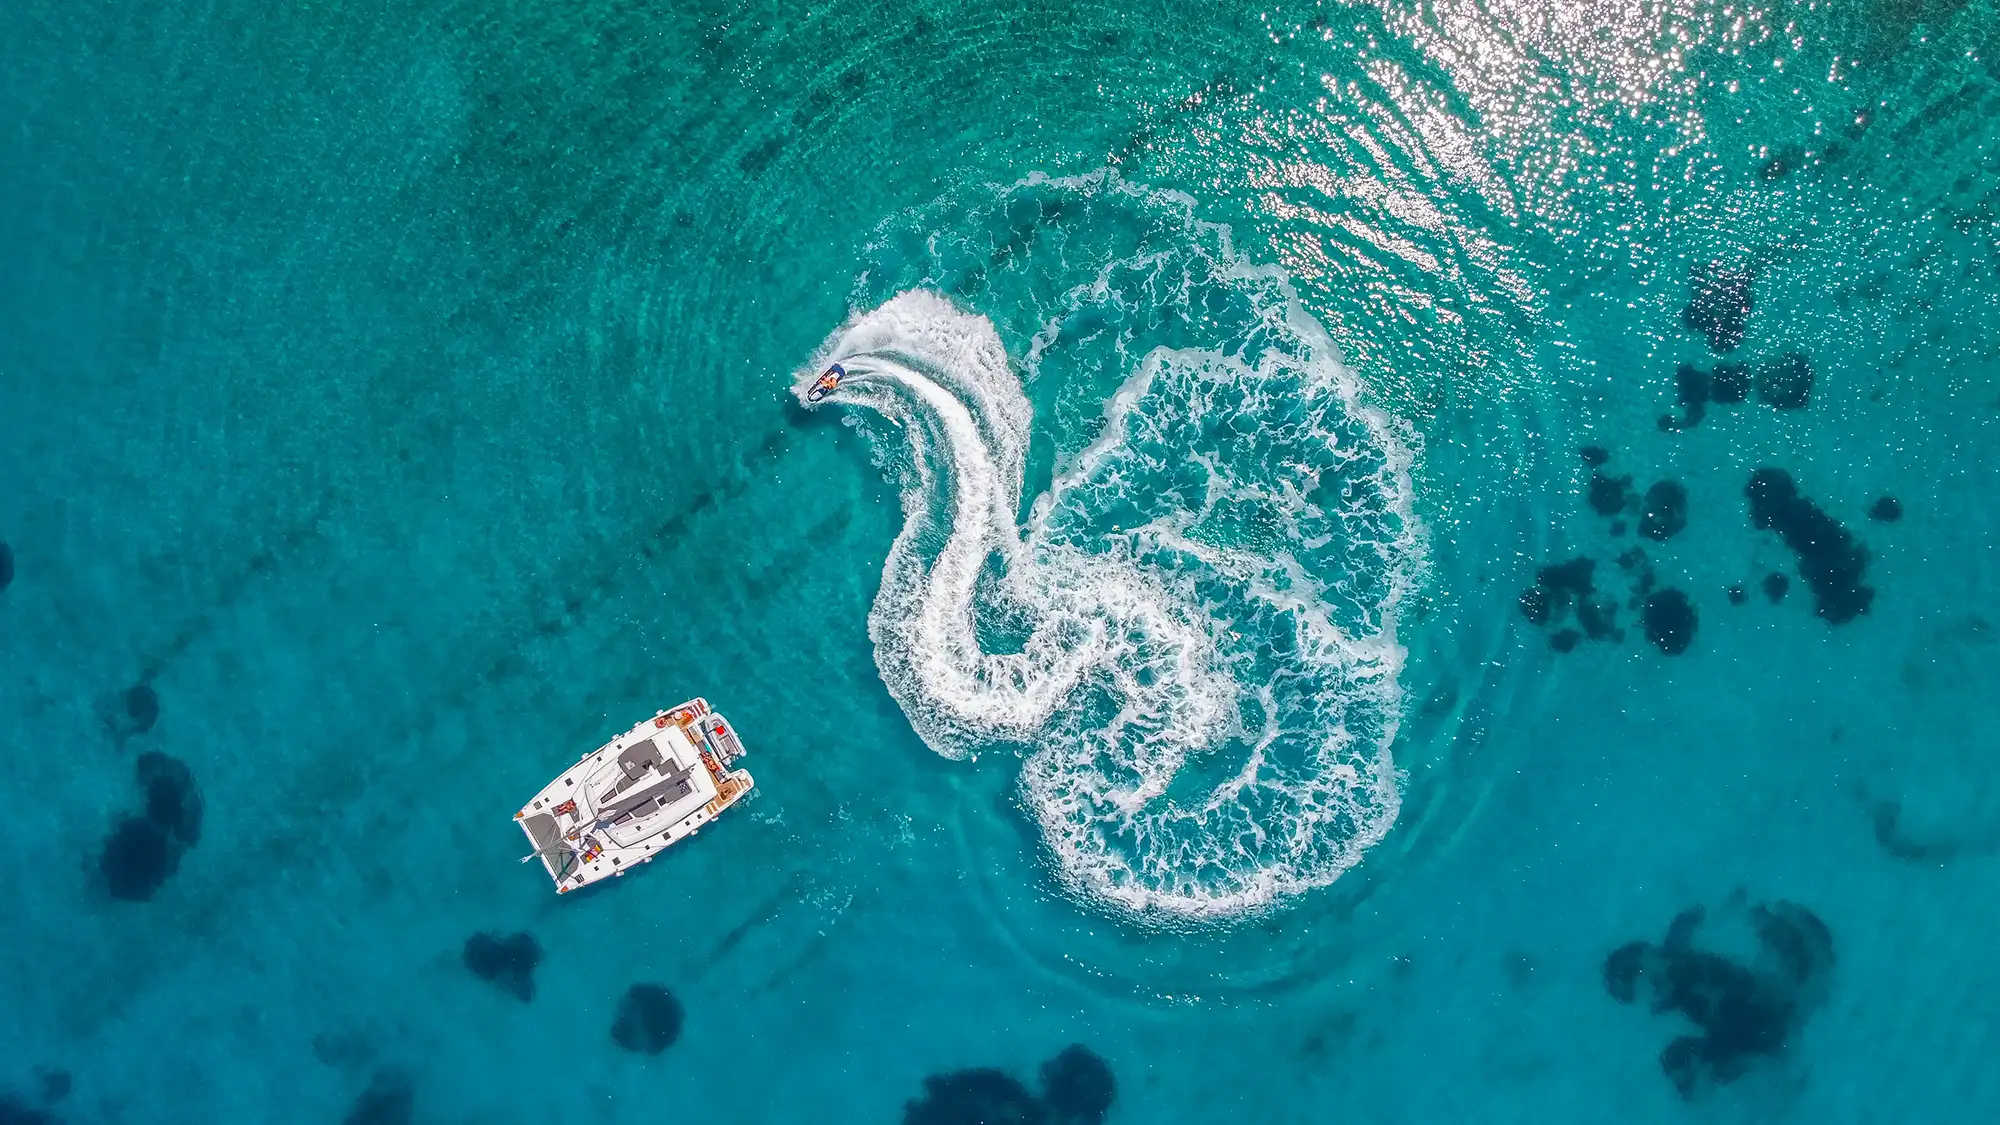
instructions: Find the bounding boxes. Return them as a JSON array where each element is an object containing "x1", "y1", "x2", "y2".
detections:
[{"x1": 4, "y1": 0, "x2": 1999, "y2": 1120}]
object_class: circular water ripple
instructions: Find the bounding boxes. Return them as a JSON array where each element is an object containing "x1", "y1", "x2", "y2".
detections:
[{"x1": 798, "y1": 159, "x2": 1554, "y2": 962}]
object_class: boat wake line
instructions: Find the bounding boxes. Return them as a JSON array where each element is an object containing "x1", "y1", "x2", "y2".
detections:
[{"x1": 800, "y1": 281, "x2": 1423, "y2": 921}]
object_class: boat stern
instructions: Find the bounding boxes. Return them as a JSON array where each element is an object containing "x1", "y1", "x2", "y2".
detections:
[{"x1": 515, "y1": 801, "x2": 581, "y2": 887}]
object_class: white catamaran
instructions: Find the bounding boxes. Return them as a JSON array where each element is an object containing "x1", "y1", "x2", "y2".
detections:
[{"x1": 515, "y1": 699, "x2": 754, "y2": 894}]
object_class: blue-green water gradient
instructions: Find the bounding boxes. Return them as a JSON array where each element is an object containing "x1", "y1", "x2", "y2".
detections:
[{"x1": 3, "y1": 0, "x2": 1998, "y2": 1120}]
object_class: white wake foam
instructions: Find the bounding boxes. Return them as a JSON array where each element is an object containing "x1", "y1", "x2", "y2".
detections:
[{"x1": 803, "y1": 233, "x2": 1422, "y2": 920}]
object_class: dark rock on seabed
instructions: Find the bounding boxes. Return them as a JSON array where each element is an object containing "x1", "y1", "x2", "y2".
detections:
[
  {"x1": 1683, "y1": 263, "x2": 1754, "y2": 353},
  {"x1": 1709, "y1": 362, "x2": 1750, "y2": 404},
  {"x1": 137, "y1": 752, "x2": 202, "y2": 847},
  {"x1": 0, "y1": 1066, "x2": 69, "y2": 1125},
  {"x1": 1525, "y1": 558, "x2": 1594, "y2": 617},
  {"x1": 1638, "y1": 481, "x2": 1688, "y2": 542},
  {"x1": 1662, "y1": 364, "x2": 1709, "y2": 430},
  {"x1": 1642, "y1": 589, "x2": 1698, "y2": 655},
  {"x1": 1604, "y1": 900, "x2": 1834, "y2": 1099},
  {"x1": 1527, "y1": 558, "x2": 1596, "y2": 626},
  {"x1": 1676, "y1": 363, "x2": 1709, "y2": 409},
  {"x1": 101, "y1": 817, "x2": 180, "y2": 901},
  {"x1": 33, "y1": 1070, "x2": 69, "y2": 1104},
  {"x1": 99, "y1": 753, "x2": 204, "y2": 901},
  {"x1": 1746, "y1": 468, "x2": 1873, "y2": 624},
  {"x1": 1576, "y1": 593, "x2": 1621, "y2": 641},
  {"x1": 463, "y1": 931, "x2": 542, "y2": 1003},
  {"x1": 0, "y1": 1095, "x2": 58, "y2": 1125},
  {"x1": 341, "y1": 1071, "x2": 413, "y2": 1125},
  {"x1": 1868, "y1": 799, "x2": 1960, "y2": 864},
  {"x1": 1039, "y1": 1044, "x2": 1115, "y2": 1124},
  {"x1": 1521, "y1": 557, "x2": 1634, "y2": 648},
  {"x1": 1663, "y1": 360, "x2": 1758, "y2": 429},
  {"x1": 611, "y1": 983, "x2": 686, "y2": 1055},
  {"x1": 123, "y1": 684, "x2": 161, "y2": 734},
  {"x1": 1589, "y1": 472, "x2": 1636, "y2": 516},
  {"x1": 1757, "y1": 351, "x2": 1815, "y2": 409},
  {"x1": 901, "y1": 1045, "x2": 1117, "y2": 1125},
  {"x1": 903, "y1": 1069, "x2": 1046, "y2": 1125}
]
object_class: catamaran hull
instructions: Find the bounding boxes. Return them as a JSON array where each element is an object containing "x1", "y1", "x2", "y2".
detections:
[{"x1": 515, "y1": 699, "x2": 754, "y2": 894}]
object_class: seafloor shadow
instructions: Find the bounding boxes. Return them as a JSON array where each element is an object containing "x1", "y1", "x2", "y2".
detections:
[{"x1": 1603, "y1": 898, "x2": 1834, "y2": 1099}]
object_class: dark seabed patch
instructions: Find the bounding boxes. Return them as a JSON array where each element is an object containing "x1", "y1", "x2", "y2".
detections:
[
  {"x1": 1709, "y1": 362, "x2": 1750, "y2": 404},
  {"x1": 1576, "y1": 590, "x2": 1620, "y2": 641},
  {"x1": 1727, "y1": 584, "x2": 1747, "y2": 606},
  {"x1": 137, "y1": 752, "x2": 203, "y2": 847},
  {"x1": 1683, "y1": 262, "x2": 1753, "y2": 353},
  {"x1": 1756, "y1": 352, "x2": 1815, "y2": 410},
  {"x1": 1663, "y1": 356, "x2": 1772, "y2": 429},
  {"x1": 1638, "y1": 481, "x2": 1687, "y2": 542},
  {"x1": 341, "y1": 1071, "x2": 413, "y2": 1125},
  {"x1": 0, "y1": 540, "x2": 13, "y2": 591},
  {"x1": 1868, "y1": 495, "x2": 1903, "y2": 522},
  {"x1": 1523, "y1": 445, "x2": 1709, "y2": 653},
  {"x1": 1642, "y1": 589, "x2": 1697, "y2": 655},
  {"x1": 1039, "y1": 1044, "x2": 1115, "y2": 1125},
  {"x1": 611, "y1": 983, "x2": 685, "y2": 1055},
  {"x1": 463, "y1": 931, "x2": 542, "y2": 1003},
  {"x1": 1538, "y1": 558, "x2": 1596, "y2": 607},
  {"x1": 1675, "y1": 363, "x2": 1708, "y2": 411},
  {"x1": 1604, "y1": 900, "x2": 1834, "y2": 1099},
  {"x1": 1588, "y1": 472, "x2": 1636, "y2": 516},
  {"x1": 99, "y1": 753, "x2": 204, "y2": 901},
  {"x1": 903, "y1": 1069, "x2": 1047, "y2": 1125},
  {"x1": 122, "y1": 684, "x2": 161, "y2": 735},
  {"x1": 100, "y1": 817, "x2": 180, "y2": 901},
  {"x1": 1661, "y1": 363, "x2": 1709, "y2": 430},
  {"x1": 1746, "y1": 469, "x2": 1873, "y2": 624},
  {"x1": 902, "y1": 1045, "x2": 1117, "y2": 1125},
  {"x1": 1663, "y1": 359, "x2": 1757, "y2": 430},
  {"x1": 1762, "y1": 572, "x2": 1791, "y2": 603},
  {"x1": 32, "y1": 1070, "x2": 69, "y2": 1105},
  {"x1": 0, "y1": 1094, "x2": 59, "y2": 1125},
  {"x1": 1521, "y1": 558, "x2": 1597, "y2": 627},
  {"x1": 1867, "y1": 799, "x2": 1961, "y2": 864},
  {"x1": 1519, "y1": 557, "x2": 1620, "y2": 648}
]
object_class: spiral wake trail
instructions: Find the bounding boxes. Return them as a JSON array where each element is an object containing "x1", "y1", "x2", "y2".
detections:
[{"x1": 802, "y1": 208, "x2": 1425, "y2": 916}]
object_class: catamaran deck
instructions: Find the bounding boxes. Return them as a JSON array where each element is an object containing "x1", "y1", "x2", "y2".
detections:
[{"x1": 515, "y1": 699, "x2": 753, "y2": 893}]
